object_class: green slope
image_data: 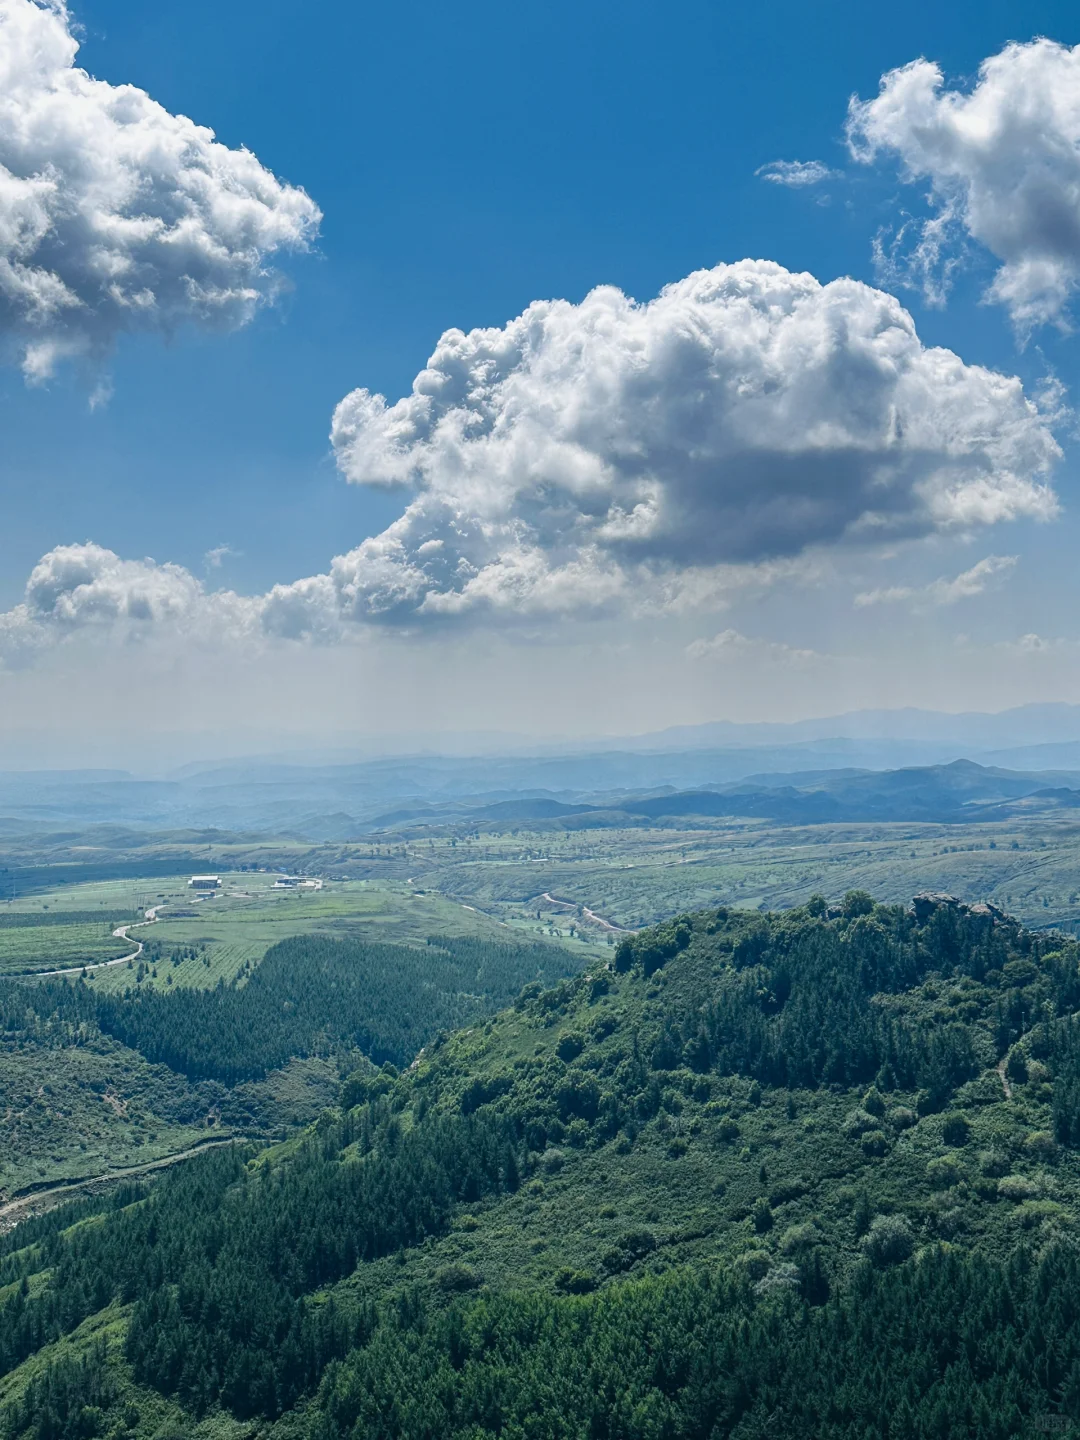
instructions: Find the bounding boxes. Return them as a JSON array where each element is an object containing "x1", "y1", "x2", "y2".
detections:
[
  {"x1": 0, "y1": 928, "x2": 582, "y2": 1199},
  {"x1": 3, "y1": 892, "x2": 1080, "y2": 1438}
]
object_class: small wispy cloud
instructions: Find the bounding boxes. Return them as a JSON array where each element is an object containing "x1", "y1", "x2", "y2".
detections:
[
  {"x1": 204, "y1": 545, "x2": 239, "y2": 571},
  {"x1": 755, "y1": 159, "x2": 838, "y2": 188},
  {"x1": 686, "y1": 629, "x2": 822, "y2": 666},
  {"x1": 996, "y1": 632, "x2": 1080, "y2": 655},
  {"x1": 854, "y1": 555, "x2": 1016, "y2": 610}
]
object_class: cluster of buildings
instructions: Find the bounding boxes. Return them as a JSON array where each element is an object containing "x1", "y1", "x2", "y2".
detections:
[{"x1": 187, "y1": 873, "x2": 324, "y2": 894}]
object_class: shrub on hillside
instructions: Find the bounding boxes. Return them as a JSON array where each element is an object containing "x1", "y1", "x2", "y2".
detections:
[
  {"x1": 861, "y1": 1215, "x2": 914, "y2": 1268},
  {"x1": 998, "y1": 1175, "x2": 1039, "y2": 1201},
  {"x1": 927, "y1": 1156, "x2": 962, "y2": 1190},
  {"x1": 942, "y1": 1113, "x2": 971, "y2": 1147}
]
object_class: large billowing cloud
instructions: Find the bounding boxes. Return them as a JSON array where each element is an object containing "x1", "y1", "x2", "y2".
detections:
[
  {"x1": 323, "y1": 259, "x2": 1058, "y2": 622},
  {"x1": 0, "y1": 259, "x2": 1062, "y2": 663},
  {"x1": 848, "y1": 40, "x2": 1080, "y2": 330},
  {"x1": 0, "y1": 0, "x2": 320, "y2": 378}
]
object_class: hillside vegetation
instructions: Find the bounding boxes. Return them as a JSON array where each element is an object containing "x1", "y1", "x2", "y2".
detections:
[
  {"x1": 0, "y1": 931, "x2": 580, "y2": 1195},
  {"x1": 2, "y1": 893, "x2": 1080, "y2": 1436}
]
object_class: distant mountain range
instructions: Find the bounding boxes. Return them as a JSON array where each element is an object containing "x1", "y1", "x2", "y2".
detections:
[
  {"x1": 5, "y1": 704, "x2": 1080, "y2": 837},
  {"x1": 618, "y1": 702, "x2": 1080, "y2": 752},
  {"x1": 364, "y1": 758, "x2": 1080, "y2": 833},
  {"x1": 8, "y1": 701, "x2": 1080, "y2": 775}
]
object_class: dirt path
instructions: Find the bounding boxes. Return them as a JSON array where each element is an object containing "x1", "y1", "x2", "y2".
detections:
[
  {"x1": 540, "y1": 893, "x2": 631, "y2": 933},
  {"x1": 997, "y1": 1058, "x2": 1013, "y2": 1100},
  {"x1": 29, "y1": 907, "x2": 161, "y2": 980},
  {"x1": 0, "y1": 1135, "x2": 235, "y2": 1234},
  {"x1": 583, "y1": 905, "x2": 631, "y2": 933}
]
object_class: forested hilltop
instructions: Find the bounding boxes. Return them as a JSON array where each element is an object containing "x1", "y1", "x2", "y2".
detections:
[{"x1": 4, "y1": 892, "x2": 1080, "y2": 1438}]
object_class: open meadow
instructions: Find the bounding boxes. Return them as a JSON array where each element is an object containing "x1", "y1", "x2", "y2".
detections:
[{"x1": 0, "y1": 915, "x2": 135, "y2": 974}]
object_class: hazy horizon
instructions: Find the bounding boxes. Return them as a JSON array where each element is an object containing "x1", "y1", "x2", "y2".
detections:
[{"x1": 5, "y1": 699, "x2": 1080, "y2": 776}]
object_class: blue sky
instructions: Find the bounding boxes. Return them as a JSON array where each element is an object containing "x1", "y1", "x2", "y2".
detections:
[
  {"x1": 2, "y1": 0, "x2": 1080, "y2": 759},
  {"x1": 2, "y1": 0, "x2": 1071, "y2": 594}
]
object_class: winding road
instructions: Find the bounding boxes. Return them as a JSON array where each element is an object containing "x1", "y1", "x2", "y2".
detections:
[
  {"x1": 31, "y1": 907, "x2": 161, "y2": 980},
  {"x1": 1, "y1": 906, "x2": 237, "y2": 1233},
  {"x1": 540, "y1": 893, "x2": 631, "y2": 933}
]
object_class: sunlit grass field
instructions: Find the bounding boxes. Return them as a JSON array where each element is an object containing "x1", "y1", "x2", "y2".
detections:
[
  {"x1": 0, "y1": 922, "x2": 133, "y2": 974},
  {"x1": 24, "y1": 873, "x2": 602, "y2": 995}
]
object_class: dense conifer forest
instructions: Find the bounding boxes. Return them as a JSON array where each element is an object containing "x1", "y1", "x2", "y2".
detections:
[
  {"x1": 3, "y1": 894, "x2": 1080, "y2": 1437},
  {"x1": 0, "y1": 932, "x2": 575, "y2": 1080}
]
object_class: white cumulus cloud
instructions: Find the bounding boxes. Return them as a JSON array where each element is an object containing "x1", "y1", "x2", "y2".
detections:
[
  {"x1": 0, "y1": 540, "x2": 364, "y2": 666},
  {"x1": 755, "y1": 159, "x2": 838, "y2": 187},
  {"x1": 326, "y1": 259, "x2": 1059, "y2": 623},
  {"x1": 0, "y1": 542, "x2": 262, "y2": 663},
  {"x1": 848, "y1": 40, "x2": 1080, "y2": 329},
  {"x1": 0, "y1": 260, "x2": 1065, "y2": 663},
  {"x1": 853, "y1": 553, "x2": 1017, "y2": 609},
  {"x1": 0, "y1": 0, "x2": 320, "y2": 378}
]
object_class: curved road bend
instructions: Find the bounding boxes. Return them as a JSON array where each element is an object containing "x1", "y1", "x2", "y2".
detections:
[
  {"x1": 0, "y1": 1135, "x2": 236, "y2": 1234},
  {"x1": 31, "y1": 907, "x2": 162, "y2": 980},
  {"x1": 540, "y1": 893, "x2": 631, "y2": 933}
]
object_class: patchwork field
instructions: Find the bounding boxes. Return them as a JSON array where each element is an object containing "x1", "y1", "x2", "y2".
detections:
[
  {"x1": 88, "y1": 873, "x2": 605, "y2": 995},
  {"x1": 0, "y1": 915, "x2": 135, "y2": 974},
  {"x1": 396, "y1": 815, "x2": 1080, "y2": 936}
]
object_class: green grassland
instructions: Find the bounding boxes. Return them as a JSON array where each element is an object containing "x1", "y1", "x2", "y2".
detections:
[
  {"x1": 0, "y1": 877, "x2": 193, "y2": 916},
  {"x1": 40, "y1": 874, "x2": 604, "y2": 996},
  {"x1": 0, "y1": 922, "x2": 133, "y2": 975},
  {"x1": 7, "y1": 810, "x2": 1080, "y2": 946}
]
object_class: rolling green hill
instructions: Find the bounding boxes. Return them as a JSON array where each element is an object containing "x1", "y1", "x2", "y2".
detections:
[
  {"x1": 3, "y1": 892, "x2": 1080, "y2": 1437},
  {"x1": 0, "y1": 924, "x2": 582, "y2": 1198}
]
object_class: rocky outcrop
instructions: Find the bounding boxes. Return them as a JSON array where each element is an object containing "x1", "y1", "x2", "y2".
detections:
[{"x1": 912, "y1": 892, "x2": 1008, "y2": 924}]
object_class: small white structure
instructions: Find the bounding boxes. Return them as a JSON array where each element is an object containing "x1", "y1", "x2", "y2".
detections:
[
  {"x1": 188, "y1": 875, "x2": 221, "y2": 890},
  {"x1": 300, "y1": 878, "x2": 324, "y2": 890},
  {"x1": 273, "y1": 875, "x2": 301, "y2": 889}
]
